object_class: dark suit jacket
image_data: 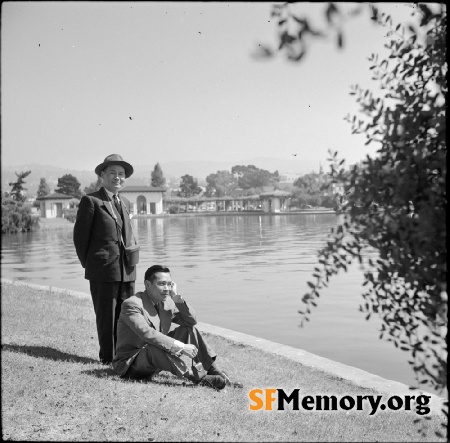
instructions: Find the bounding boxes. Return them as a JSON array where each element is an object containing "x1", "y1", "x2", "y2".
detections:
[
  {"x1": 73, "y1": 187, "x2": 136, "y2": 282},
  {"x1": 112, "y1": 291, "x2": 197, "y2": 375}
]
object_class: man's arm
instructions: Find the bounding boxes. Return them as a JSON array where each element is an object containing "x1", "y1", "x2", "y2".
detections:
[
  {"x1": 122, "y1": 298, "x2": 197, "y2": 358},
  {"x1": 121, "y1": 298, "x2": 177, "y2": 353},
  {"x1": 121, "y1": 196, "x2": 132, "y2": 217},
  {"x1": 73, "y1": 196, "x2": 94, "y2": 268},
  {"x1": 169, "y1": 283, "x2": 197, "y2": 326}
]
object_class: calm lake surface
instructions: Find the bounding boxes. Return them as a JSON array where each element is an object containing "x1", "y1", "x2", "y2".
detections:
[{"x1": 0, "y1": 213, "x2": 437, "y2": 394}]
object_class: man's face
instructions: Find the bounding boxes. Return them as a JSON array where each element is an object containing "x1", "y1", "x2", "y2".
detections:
[
  {"x1": 101, "y1": 164, "x2": 126, "y2": 194},
  {"x1": 145, "y1": 272, "x2": 173, "y2": 303}
]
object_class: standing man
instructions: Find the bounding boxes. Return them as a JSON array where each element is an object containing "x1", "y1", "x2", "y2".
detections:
[
  {"x1": 112, "y1": 265, "x2": 243, "y2": 390},
  {"x1": 74, "y1": 154, "x2": 137, "y2": 364}
]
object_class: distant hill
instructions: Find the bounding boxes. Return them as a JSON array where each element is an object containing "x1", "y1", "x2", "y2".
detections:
[
  {"x1": 153, "y1": 156, "x2": 318, "y2": 181},
  {"x1": 1, "y1": 157, "x2": 317, "y2": 197}
]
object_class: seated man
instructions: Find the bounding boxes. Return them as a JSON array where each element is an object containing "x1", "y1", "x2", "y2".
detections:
[{"x1": 112, "y1": 265, "x2": 242, "y2": 390}]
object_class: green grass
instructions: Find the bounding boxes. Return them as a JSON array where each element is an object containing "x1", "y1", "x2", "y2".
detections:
[{"x1": 1, "y1": 281, "x2": 446, "y2": 442}]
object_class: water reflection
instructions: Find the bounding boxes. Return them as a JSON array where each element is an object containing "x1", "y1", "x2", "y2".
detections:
[{"x1": 1, "y1": 213, "x2": 437, "y2": 394}]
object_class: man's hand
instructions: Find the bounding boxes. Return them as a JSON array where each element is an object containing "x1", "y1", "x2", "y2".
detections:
[
  {"x1": 181, "y1": 344, "x2": 198, "y2": 358},
  {"x1": 170, "y1": 282, "x2": 184, "y2": 303}
]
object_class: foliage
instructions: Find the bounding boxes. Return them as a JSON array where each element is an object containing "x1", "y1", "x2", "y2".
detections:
[
  {"x1": 178, "y1": 174, "x2": 202, "y2": 198},
  {"x1": 205, "y1": 170, "x2": 237, "y2": 197},
  {"x1": 231, "y1": 165, "x2": 280, "y2": 190},
  {"x1": 266, "y1": 2, "x2": 447, "y2": 400},
  {"x1": 8, "y1": 170, "x2": 31, "y2": 202},
  {"x1": 292, "y1": 171, "x2": 335, "y2": 208},
  {"x1": 167, "y1": 204, "x2": 183, "y2": 214},
  {"x1": 54, "y1": 174, "x2": 82, "y2": 198},
  {"x1": 62, "y1": 207, "x2": 78, "y2": 223},
  {"x1": 84, "y1": 176, "x2": 102, "y2": 195},
  {"x1": 291, "y1": 188, "x2": 319, "y2": 208},
  {"x1": 151, "y1": 162, "x2": 166, "y2": 188},
  {"x1": 1, "y1": 195, "x2": 40, "y2": 234},
  {"x1": 36, "y1": 178, "x2": 50, "y2": 199}
]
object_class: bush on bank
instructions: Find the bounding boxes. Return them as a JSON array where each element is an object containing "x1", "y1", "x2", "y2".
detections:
[
  {"x1": 63, "y1": 207, "x2": 78, "y2": 223},
  {"x1": 1, "y1": 197, "x2": 40, "y2": 234}
]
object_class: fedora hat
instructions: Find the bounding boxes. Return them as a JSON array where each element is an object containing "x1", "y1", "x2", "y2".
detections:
[{"x1": 95, "y1": 154, "x2": 134, "y2": 178}]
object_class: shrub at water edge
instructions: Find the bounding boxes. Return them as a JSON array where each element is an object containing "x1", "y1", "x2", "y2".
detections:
[{"x1": 1, "y1": 197, "x2": 40, "y2": 234}]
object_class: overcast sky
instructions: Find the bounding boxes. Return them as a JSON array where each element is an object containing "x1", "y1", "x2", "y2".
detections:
[{"x1": 2, "y1": 2, "x2": 418, "y2": 172}]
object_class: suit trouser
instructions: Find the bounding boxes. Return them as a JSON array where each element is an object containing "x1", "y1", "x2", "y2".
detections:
[
  {"x1": 126, "y1": 325, "x2": 217, "y2": 380},
  {"x1": 90, "y1": 280, "x2": 135, "y2": 363}
]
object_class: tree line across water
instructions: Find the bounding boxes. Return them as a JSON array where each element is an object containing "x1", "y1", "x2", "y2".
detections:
[{"x1": 2, "y1": 162, "x2": 339, "y2": 233}]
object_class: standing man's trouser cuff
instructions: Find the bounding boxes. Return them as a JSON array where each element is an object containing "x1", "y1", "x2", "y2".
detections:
[{"x1": 90, "y1": 281, "x2": 134, "y2": 363}]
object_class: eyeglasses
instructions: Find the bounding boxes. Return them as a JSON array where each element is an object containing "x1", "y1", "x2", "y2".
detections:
[{"x1": 155, "y1": 281, "x2": 173, "y2": 288}]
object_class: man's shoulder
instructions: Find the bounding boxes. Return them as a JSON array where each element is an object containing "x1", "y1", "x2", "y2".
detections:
[
  {"x1": 85, "y1": 188, "x2": 105, "y2": 200},
  {"x1": 79, "y1": 189, "x2": 107, "y2": 208},
  {"x1": 123, "y1": 293, "x2": 144, "y2": 307},
  {"x1": 119, "y1": 194, "x2": 132, "y2": 211},
  {"x1": 120, "y1": 194, "x2": 131, "y2": 204}
]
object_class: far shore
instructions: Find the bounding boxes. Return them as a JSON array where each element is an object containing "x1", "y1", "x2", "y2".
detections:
[
  {"x1": 35, "y1": 208, "x2": 337, "y2": 231},
  {"x1": 133, "y1": 208, "x2": 336, "y2": 219}
]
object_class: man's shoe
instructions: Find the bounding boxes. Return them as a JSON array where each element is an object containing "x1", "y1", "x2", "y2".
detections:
[
  {"x1": 207, "y1": 368, "x2": 243, "y2": 388},
  {"x1": 199, "y1": 374, "x2": 226, "y2": 390},
  {"x1": 224, "y1": 375, "x2": 244, "y2": 389}
]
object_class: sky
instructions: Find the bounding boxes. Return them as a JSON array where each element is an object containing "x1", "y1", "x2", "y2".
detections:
[{"x1": 1, "y1": 1, "x2": 420, "y2": 173}]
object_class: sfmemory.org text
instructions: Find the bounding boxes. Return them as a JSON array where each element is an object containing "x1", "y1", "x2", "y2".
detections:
[{"x1": 249, "y1": 389, "x2": 432, "y2": 416}]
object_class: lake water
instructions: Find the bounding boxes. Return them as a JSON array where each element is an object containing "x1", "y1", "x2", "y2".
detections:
[{"x1": 0, "y1": 213, "x2": 437, "y2": 394}]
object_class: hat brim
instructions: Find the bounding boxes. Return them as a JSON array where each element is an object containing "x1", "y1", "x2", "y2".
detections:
[{"x1": 95, "y1": 161, "x2": 134, "y2": 178}]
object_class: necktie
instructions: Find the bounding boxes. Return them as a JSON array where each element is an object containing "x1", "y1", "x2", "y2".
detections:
[
  {"x1": 113, "y1": 195, "x2": 122, "y2": 214},
  {"x1": 154, "y1": 303, "x2": 161, "y2": 331},
  {"x1": 112, "y1": 195, "x2": 125, "y2": 232}
]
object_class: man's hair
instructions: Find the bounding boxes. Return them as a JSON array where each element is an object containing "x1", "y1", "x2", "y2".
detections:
[{"x1": 144, "y1": 265, "x2": 170, "y2": 283}]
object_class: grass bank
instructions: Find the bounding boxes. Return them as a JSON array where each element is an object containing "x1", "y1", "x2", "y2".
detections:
[{"x1": 1, "y1": 281, "x2": 446, "y2": 442}]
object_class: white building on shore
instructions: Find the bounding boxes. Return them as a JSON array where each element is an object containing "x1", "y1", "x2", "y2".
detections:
[
  {"x1": 119, "y1": 186, "x2": 166, "y2": 215},
  {"x1": 36, "y1": 192, "x2": 72, "y2": 218}
]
